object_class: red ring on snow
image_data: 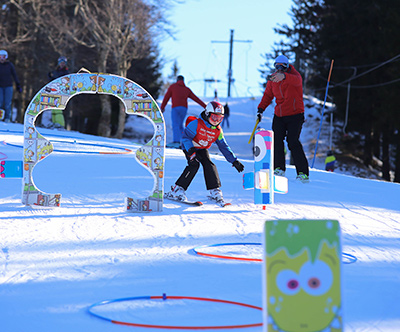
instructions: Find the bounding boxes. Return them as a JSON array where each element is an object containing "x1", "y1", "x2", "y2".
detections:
[
  {"x1": 193, "y1": 243, "x2": 262, "y2": 262},
  {"x1": 88, "y1": 295, "x2": 262, "y2": 329}
]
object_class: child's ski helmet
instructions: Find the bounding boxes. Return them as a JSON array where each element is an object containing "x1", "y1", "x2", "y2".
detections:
[
  {"x1": 205, "y1": 101, "x2": 224, "y2": 125},
  {"x1": 205, "y1": 101, "x2": 224, "y2": 117}
]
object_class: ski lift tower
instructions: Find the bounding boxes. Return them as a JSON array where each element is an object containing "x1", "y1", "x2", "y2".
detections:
[{"x1": 212, "y1": 29, "x2": 252, "y2": 98}]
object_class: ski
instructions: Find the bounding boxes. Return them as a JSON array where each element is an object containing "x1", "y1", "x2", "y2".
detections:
[
  {"x1": 164, "y1": 196, "x2": 203, "y2": 206},
  {"x1": 207, "y1": 196, "x2": 232, "y2": 207}
]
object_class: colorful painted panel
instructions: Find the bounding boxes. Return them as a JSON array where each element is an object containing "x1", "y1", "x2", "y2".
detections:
[
  {"x1": 263, "y1": 219, "x2": 342, "y2": 332},
  {"x1": 22, "y1": 72, "x2": 165, "y2": 212},
  {"x1": 242, "y1": 130, "x2": 274, "y2": 205}
]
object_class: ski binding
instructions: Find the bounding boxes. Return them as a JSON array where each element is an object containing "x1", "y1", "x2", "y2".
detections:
[{"x1": 207, "y1": 196, "x2": 232, "y2": 207}]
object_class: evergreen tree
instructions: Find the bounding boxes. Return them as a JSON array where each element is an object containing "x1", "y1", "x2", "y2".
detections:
[
  {"x1": 262, "y1": 0, "x2": 400, "y2": 182},
  {"x1": 316, "y1": 0, "x2": 400, "y2": 181},
  {"x1": 259, "y1": 0, "x2": 323, "y2": 91}
]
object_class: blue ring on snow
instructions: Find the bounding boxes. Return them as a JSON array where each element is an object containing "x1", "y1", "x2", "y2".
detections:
[
  {"x1": 192, "y1": 242, "x2": 357, "y2": 264},
  {"x1": 88, "y1": 296, "x2": 152, "y2": 322},
  {"x1": 342, "y1": 252, "x2": 358, "y2": 264}
]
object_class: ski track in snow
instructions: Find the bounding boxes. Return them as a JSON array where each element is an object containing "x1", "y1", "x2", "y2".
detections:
[{"x1": 1, "y1": 97, "x2": 400, "y2": 331}]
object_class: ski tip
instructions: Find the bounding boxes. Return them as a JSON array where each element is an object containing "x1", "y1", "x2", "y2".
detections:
[{"x1": 194, "y1": 201, "x2": 203, "y2": 206}]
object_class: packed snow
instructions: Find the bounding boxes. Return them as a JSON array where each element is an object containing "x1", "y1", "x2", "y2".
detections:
[{"x1": 0, "y1": 96, "x2": 399, "y2": 331}]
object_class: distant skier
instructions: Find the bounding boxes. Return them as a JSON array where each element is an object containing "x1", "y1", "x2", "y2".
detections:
[
  {"x1": 165, "y1": 101, "x2": 244, "y2": 205},
  {"x1": 221, "y1": 102, "x2": 230, "y2": 128},
  {"x1": 256, "y1": 54, "x2": 309, "y2": 182},
  {"x1": 48, "y1": 56, "x2": 70, "y2": 81},
  {"x1": 160, "y1": 75, "x2": 206, "y2": 148}
]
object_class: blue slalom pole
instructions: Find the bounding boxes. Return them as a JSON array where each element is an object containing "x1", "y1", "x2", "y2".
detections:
[{"x1": 311, "y1": 59, "x2": 334, "y2": 168}]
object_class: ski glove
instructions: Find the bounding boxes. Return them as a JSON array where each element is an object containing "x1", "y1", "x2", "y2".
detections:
[
  {"x1": 269, "y1": 71, "x2": 286, "y2": 83},
  {"x1": 16, "y1": 83, "x2": 22, "y2": 93},
  {"x1": 232, "y1": 160, "x2": 244, "y2": 173},
  {"x1": 257, "y1": 108, "x2": 264, "y2": 122}
]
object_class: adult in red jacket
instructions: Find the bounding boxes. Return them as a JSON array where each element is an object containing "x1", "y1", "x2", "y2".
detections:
[
  {"x1": 257, "y1": 55, "x2": 309, "y2": 182},
  {"x1": 160, "y1": 75, "x2": 206, "y2": 146}
]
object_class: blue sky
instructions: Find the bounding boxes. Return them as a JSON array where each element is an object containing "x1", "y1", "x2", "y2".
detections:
[{"x1": 159, "y1": 0, "x2": 293, "y2": 99}]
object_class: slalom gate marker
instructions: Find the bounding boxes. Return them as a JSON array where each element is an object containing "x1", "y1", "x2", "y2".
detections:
[
  {"x1": 192, "y1": 242, "x2": 356, "y2": 264},
  {"x1": 21, "y1": 70, "x2": 166, "y2": 212},
  {"x1": 243, "y1": 130, "x2": 288, "y2": 207},
  {"x1": 88, "y1": 294, "x2": 262, "y2": 329},
  {"x1": 263, "y1": 219, "x2": 343, "y2": 332},
  {"x1": 248, "y1": 118, "x2": 260, "y2": 144},
  {"x1": 311, "y1": 59, "x2": 334, "y2": 168}
]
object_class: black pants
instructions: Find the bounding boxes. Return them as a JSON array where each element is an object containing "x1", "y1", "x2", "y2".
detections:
[
  {"x1": 272, "y1": 113, "x2": 309, "y2": 176},
  {"x1": 176, "y1": 149, "x2": 221, "y2": 190}
]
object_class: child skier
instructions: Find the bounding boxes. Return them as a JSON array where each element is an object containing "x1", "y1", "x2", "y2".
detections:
[{"x1": 165, "y1": 101, "x2": 244, "y2": 205}]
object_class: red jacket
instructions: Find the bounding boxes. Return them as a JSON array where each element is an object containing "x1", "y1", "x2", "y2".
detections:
[
  {"x1": 160, "y1": 80, "x2": 206, "y2": 110},
  {"x1": 258, "y1": 65, "x2": 304, "y2": 117}
]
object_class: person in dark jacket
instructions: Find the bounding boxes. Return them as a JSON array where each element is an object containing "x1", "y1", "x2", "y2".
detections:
[
  {"x1": 257, "y1": 55, "x2": 309, "y2": 182},
  {"x1": 165, "y1": 101, "x2": 244, "y2": 203},
  {"x1": 160, "y1": 75, "x2": 206, "y2": 147},
  {"x1": 0, "y1": 50, "x2": 21, "y2": 123},
  {"x1": 222, "y1": 102, "x2": 230, "y2": 128},
  {"x1": 48, "y1": 56, "x2": 70, "y2": 128},
  {"x1": 48, "y1": 56, "x2": 70, "y2": 80}
]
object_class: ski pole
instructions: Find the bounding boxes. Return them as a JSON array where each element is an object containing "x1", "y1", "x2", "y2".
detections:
[
  {"x1": 248, "y1": 118, "x2": 260, "y2": 144},
  {"x1": 311, "y1": 59, "x2": 334, "y2": 168}
]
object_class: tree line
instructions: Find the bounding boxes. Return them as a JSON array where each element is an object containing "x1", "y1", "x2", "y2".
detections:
[
  {"x1": 260, "y1": 0, "x2": 400, "y2": 182},
  {"x1": 0, "y1": 0, "x2": 172, "y2": 138}
]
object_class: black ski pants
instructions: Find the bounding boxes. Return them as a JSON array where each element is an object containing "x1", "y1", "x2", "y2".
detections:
[
  {"x1": 272, "y1": 113, "x2": 309, "y2": 176},
  {"x1": 175, "y1": 148, "x2": 221, "y2": 190}
]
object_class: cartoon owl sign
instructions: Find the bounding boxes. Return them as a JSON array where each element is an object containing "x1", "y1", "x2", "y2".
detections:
[
  {"x1": 263, "y1": 219, "x2": 342, "y2": 332},
  {"x1": 243, "y1": 130, "x2": 288, "y2": 206}
]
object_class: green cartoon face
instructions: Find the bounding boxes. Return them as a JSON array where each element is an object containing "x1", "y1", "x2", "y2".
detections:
[{"x1": 264, "y1": 220, "x2": 342, "y2": 332}]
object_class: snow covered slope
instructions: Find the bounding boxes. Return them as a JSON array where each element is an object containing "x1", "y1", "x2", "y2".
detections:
[{"x1": 0, "y1": 96, "x2": 399, "y2": 331}]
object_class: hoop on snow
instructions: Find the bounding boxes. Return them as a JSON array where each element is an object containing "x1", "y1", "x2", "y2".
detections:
[
  {"x1": 0, "y1": 151, "x2": 7, "y2": 160},
  {"x1": 342, "y1": 252, "x2": 358, "y2": 264},
  {"x1": 193, "y1": 243, "x2": 262, "y2": 262},
  {"x1": 192, "y1": 242, "x2": 358, "y2": 264},
  {"x1": 88, "y1": 294, "x2": 262, "y2": 329}
]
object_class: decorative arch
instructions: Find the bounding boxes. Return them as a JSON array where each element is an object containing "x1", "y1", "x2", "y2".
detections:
[{"x1": 22, "y1": 72, "x2": 165, "y2": 212}]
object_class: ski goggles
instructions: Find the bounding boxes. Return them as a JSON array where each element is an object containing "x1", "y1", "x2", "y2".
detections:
[
  {"x1": 275, "y1": 63, "x2": 288, "y2": 71},
  {"x1": 210, "y1": 113, "x2": 224, "y2": 122}
]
